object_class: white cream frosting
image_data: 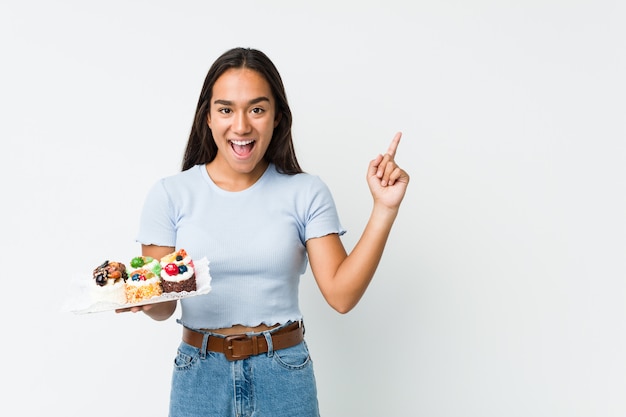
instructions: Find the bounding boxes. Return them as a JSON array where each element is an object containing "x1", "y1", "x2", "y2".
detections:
[
  {"x1": 161, "y1": 255, "x2": 195, "y2": 282},
  {"x1": 91, "y1": 280, "x2": 126, "y2": 304}
]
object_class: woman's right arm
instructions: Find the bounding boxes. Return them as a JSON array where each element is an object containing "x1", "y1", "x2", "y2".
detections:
[{"x1": 115, "y1": 244, "x2": 177, "y2": 321}]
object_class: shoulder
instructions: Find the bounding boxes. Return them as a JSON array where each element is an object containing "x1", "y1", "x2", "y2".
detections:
[
  {"x1": 143, "y1": 165, "x2": 205, "y2": 203},
  {"x1": 262, "y1": 166, "x2": 335, "y2": 209},
  {"x1": 156, "y1": 165, "x2": 204, "y2": 190},
  {"x1": 265, "y1": 165, "x2": 328, "y2": 190},
  {"x1": 162, "y1": 165, "x2": 203, "y2": 184}
]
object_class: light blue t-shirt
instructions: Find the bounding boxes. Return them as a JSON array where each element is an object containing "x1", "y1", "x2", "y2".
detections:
[{"x1": 136, "y1": 163, "x2": 345, "y2": 329}]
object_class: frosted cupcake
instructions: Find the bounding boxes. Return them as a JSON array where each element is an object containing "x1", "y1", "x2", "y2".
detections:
[
  {"x1": 125, "y1": 267, "x2": 162, "y2": 303},
  {"x1": 160, "y1": 249, "x2": 196, "y2": 293},
  {"x1": 91, "y1": 260, "x2": 128, "y2": 304}
]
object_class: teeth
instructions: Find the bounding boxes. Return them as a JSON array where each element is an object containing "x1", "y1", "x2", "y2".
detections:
[{"x1": 231, "y1": 139, "x2": 254, "y2": 146}]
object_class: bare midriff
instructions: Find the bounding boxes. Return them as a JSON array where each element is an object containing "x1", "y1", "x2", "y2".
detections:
[{"x1": 201, "y1": 323, "x2": 280, "y2": 336}]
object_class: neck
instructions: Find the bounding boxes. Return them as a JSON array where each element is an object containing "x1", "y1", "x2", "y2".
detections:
[{"x1": 205, "y1": 160, "x2": 269, "y2": 191}]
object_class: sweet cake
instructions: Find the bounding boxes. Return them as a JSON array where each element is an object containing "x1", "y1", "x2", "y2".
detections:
[
  {"x1": 160, "y1": 249, "x2": 197, "y2": 293},
  {"x1": 129, "y1": 256, "x2": 162, "y2": 277},
  {"x1": 91, "y1": 260, "x2": 128, "y2": 304},
  {"x1": 125, "y1": 259, "x2": 163, "y2": 303}
]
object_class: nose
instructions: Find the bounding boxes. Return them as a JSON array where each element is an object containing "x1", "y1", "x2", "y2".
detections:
[{"x1": 232, "y1": 111, "x2": 251, "y2": 134}]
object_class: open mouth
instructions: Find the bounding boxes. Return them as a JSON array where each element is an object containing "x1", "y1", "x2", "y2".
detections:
[{"x1": 229, "y1": 139, "x2": 256, "y2": 157}]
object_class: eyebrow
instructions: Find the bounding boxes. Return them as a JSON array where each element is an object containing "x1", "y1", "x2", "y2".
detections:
[{"x1": 213, "y1": 96, "x2": 271, "y2": 106}]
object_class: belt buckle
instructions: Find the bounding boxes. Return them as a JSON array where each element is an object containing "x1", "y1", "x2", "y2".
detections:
[{"x1": 223, "y1": 334, "x2": 250, "y2": 361}]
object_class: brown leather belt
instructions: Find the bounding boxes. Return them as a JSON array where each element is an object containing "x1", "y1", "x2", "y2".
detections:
[{"x1": 182, "y1": 321, "x2": 304, "y2": 361}]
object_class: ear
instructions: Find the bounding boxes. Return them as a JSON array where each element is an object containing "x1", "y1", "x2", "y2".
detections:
[
  {"x1": 274, "y1": 112, "x2": 281, "y2": 128},
  {"x1": 206, "y1": 113, "x2": 212, "y2": 129}
]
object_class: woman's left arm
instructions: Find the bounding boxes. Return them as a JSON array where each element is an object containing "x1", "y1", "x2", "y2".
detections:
[{"x1": 307, "y1": 132, "x2": 409, "y2": 313}]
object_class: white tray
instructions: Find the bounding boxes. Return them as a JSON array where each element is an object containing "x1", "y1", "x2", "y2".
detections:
[{"x1": 64, "y1": 258, "x2": 211, "y2": 314}]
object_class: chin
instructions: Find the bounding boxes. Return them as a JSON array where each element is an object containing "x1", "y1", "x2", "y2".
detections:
[{"x1": 231, "y1": 159, "x2": 264, "y2": 173}]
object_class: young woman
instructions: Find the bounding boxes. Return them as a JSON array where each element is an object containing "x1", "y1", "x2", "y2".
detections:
[{"x1": 118, "y1": 47, "x2": 409, "y2": 417}]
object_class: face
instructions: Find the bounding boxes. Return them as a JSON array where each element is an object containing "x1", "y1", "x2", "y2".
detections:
[{"x1": 207, "y1": 68, "x2": 280, "y2": 180}]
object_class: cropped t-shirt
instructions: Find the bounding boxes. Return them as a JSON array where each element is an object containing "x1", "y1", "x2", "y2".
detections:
[{"x1": 136, "y1": 163, "x2": 346, "y2": 329}]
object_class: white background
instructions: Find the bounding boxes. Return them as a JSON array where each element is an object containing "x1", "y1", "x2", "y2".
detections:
[{"x1": 1, "y1": 1, "x2": 625, "y2": 416}]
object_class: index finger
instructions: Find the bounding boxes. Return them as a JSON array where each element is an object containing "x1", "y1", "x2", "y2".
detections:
[{"x1": 385, "y1": 132, "x2": 402, "y2": 157}]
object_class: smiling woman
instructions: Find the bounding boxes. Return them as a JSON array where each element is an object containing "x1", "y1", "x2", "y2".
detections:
[
  {"x1": 118, "y1": 47, "x2": 409, "y2": 417},
  {"x1": 206, "y1": 68, "x2": 279, "y2": 190}
]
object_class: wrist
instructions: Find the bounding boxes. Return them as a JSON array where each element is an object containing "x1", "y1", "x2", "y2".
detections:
[{"x1": 369, "y1": 203, "x2": 399, "y2": 229}]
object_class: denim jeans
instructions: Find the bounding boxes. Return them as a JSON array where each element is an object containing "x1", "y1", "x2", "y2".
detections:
[{"x1": 169, "y1": 323, "x2": 320, "y2": 417}]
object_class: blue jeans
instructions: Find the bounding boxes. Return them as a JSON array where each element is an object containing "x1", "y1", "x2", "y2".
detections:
[{"x1": 169, "y1": 323, "x2": 320, "y2": 417}]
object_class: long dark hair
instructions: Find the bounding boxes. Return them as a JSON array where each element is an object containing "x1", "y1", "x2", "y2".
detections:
[{"x1": 181, "y1": 47, "x2": 302, "y2": 174}]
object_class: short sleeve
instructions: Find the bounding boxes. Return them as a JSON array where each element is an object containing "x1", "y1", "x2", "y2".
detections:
[
  {"x1": 135, "y1": 179, "x2": 177, "y2": 246},
  {"x1": 304, "y1": 176, "x2": 346, "y2": 242}
]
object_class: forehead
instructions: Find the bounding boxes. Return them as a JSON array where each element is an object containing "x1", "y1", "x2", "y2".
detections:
[{"x1": 212, "y1": 68, "x2": 273, "y2": 100}]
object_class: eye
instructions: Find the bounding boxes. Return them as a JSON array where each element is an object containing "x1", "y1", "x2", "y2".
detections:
[
  {"x1": 251, "y1": 107, "x2": 265, "y2": 115},
  {"x1": 218, "y1": 108, "x2": 232, "y2": 114}
]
